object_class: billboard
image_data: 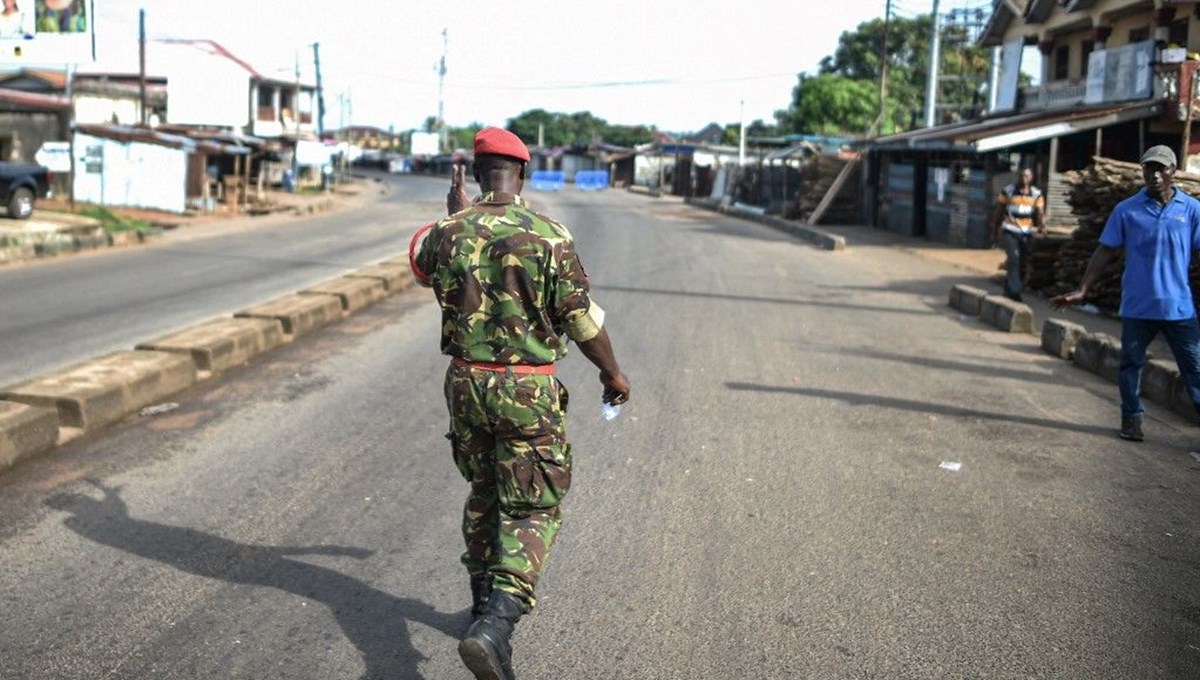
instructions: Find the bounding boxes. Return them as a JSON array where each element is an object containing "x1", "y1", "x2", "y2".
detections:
[
  {"x1": 991, "y1": 38, "x2": 1024, "y2": 114},
  {"x1": 1, "y1": 0, "x2": 93, "y2": 63},
  {"x1": 410, "y1": 131, "x2": 440, "y2": 156},
  {"x1": 1085, "y1": 40, "x2": 1155, "y2": 105}
]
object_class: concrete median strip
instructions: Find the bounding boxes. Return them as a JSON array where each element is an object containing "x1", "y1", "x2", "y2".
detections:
[
  {"x1": 299, "y1": 276, "x2": 387, "y2": 313},
  {"x1": 135, "y1": 317, "x2": 287, "y2": 378},
  {"x1": 0, "y1": 255, "x2": 421, "y2": 474},
  {"x1": 344, "y1": 263, "x2": 413, "y2": 292},
  {"x1": 1, "y1": 350, "x2": 196, "y2": 435},
  {"x1": 0, "y1": 401, "x2": 59, "y2": 469},
  {"x1": 1041, "y1": 318, "x2": 1086, "y2": 359},
  {"x1": 236, "y1": 293, "x2": 345, "y2": 338}
]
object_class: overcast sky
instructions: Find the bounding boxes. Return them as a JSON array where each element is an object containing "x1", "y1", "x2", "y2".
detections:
[{"x1": 65, "y1": 0, "x2": 987, "y2": 133}]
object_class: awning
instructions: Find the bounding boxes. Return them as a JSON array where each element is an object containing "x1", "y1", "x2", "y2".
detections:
[{"x1": 871, "y1": 101, "x2": 1163, "y2": 153}]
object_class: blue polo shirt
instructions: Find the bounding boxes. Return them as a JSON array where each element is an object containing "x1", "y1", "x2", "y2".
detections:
[{"x1": 1099, "y1": 187, "x2": 1200, "y2": 320}]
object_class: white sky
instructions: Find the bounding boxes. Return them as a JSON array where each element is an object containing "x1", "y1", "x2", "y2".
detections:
[{"x1": 68, "y1": 0, "x2": 982, "y2": 133}]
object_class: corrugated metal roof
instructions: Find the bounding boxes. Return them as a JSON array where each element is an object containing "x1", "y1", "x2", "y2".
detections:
[
  {"x1": 75, "y1": 124, "x2": 249, "y2": 154},
  {"x1": 870, "y1": 101, "x2": 1162, "y2": 152},
  {"x1": 0, "y1": 87, "x2": 70, "y2": 110}
]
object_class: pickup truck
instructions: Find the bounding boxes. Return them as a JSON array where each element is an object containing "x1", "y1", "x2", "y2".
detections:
[{"x1": 0, "y1": 162, "x2": 53, "y2": 219}]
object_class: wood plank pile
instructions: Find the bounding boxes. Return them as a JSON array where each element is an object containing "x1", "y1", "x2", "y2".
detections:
[
  {"x1": 785, "y1": 155, "x2": 860, "y2": 224},
  {"x1": 1039, "y1": 157, "x2": 1200, "y2": 311}
]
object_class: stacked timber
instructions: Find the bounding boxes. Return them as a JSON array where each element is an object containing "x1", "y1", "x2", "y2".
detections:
[
  {"x1": 1044, "y1": 157, "x2": 1200, "y2": 311},
  {"x1": 786, "y1": 155, "x2": 860, "y2": 224}
]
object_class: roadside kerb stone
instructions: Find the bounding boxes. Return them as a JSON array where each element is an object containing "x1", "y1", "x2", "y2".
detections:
[
  {"x1": 764, "y1": 215, "x2": 846, "y2": 251},
  {"x1": 1072, "y1": 332, "x2": 1121, "y2": 383},
  {"x1": 1142, "y1": 359, "x2": 1179, "y2": 414},
  {"x1": 684, "y1": 198, "x2": 846, "y2": 251},
  {"x1": 948, "y1": 284, "x2": 988, "y2": 317},
  {"x1": 1, "y1": 350, "x2": 196, "y2": 433},
  {"x1": 0, "y1": 400, "x2": 59, "y2": 470},
  {"x1": 980, "y1": 295, "x2": 1033, "y2": 333},
  {"x1": 135, "y1": 317, "x2": 286, "y2": 378},
  {"x1": 344, "y1": 263, "x2": 414, "y2": 292},
  {"x1": 1041, "y1": 318, "x2": 1087, "y2": 359},
  {"x1": 299, "y1": 276, "x2": 387, "y2": 313},
  {"x1": 236, "y1": 293, "x2": 344, "y2": 339},
  {"x1": 1171, "y1": 371, "x2": 1200, "y2": 421}
]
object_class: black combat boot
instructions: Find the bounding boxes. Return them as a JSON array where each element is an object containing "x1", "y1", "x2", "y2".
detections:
[
  {"x1": 458, "y1": 589, "x2": 526, "y2": 680},
  {"x1": 470, "y1": 575, "x2": 491, "y2": 620}
]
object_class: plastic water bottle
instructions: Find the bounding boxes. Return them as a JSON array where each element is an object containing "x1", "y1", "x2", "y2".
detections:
[{"x1": 601, "y1": 402, "x2": 621, "y2": 421}]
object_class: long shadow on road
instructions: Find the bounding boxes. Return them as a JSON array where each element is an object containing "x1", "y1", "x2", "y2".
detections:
[
  {"x1": 46, "y1": 480, "x2": 459, "y2": 680},
  {"x1": 725, "y1": 382, "x2": 1113, "y2": 438}
]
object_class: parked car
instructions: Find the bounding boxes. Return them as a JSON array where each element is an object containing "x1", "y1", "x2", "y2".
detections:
[{"x1": 0, "y1": 162, "x2": 53, "y2": 219}]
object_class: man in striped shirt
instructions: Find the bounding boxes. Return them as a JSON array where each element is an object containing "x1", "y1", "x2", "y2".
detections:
[{"x1": 990, "y1": 167, "x2": 1046, "y2": 301}]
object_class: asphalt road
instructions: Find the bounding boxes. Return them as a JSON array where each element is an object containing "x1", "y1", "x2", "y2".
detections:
[
  {"x1": 0, "y1": 172, "x2": 442, "y2": 388},
  {"x1": 0, "y1": 180, "x2": 1198, "y2": 679}
]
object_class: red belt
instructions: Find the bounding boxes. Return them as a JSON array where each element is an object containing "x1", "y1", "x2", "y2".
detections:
[{"x1": 452, "y1": 357, "x2": 556, "y2": 375}]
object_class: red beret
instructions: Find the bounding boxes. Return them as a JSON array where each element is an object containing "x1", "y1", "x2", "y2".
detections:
[{"x1": 474, "y1": 127, "x2": 530, "y2": 163}]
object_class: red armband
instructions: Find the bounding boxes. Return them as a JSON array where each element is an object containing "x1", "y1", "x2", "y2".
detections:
[{"x1": 409, "y1": 222, "x2": 435, "y2": 286}]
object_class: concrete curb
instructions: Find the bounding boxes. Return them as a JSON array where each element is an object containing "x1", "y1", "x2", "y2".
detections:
[
  {"x1": 135, "y1": 317, "x2": 287, "y2": 378},
  {"x1": 980, "y1": 295, "x2": 1034, "y2": 334},
  {"x1": 0, "y1": 258, "x2": 418, "y2": 473},
  {"x1": 236, "y1": 293, "x2": 345, "y2": 339},
  {"x1": 299, "y1": 276, "x2": 388, "y2": 313},
  {"x1": 685, "y1": 197, "x2": 847, "y2": 251},
  {"x1": 948, "y1": 282, "x2": 1193, "y2": 422},
  {"x1": 0, "y1": 401, "x2": 59, "y2": 469},
  {"x1": 1, "y1": 350, "x2": 198, "y2": 435},
  {"x1": 947, "y1": 285, "x2": 1032, "y2": 334},
  {"x1": 948, "y1": 284, "x2": 988, "y2": 317}
]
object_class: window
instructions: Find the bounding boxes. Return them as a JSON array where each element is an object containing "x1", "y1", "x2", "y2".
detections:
[
  {"x1": 1129, "y1": 26, "x2": 1151, "y2": 43},
  {"x1": 1081, "y1": 40, "x2": 1095, "y2": 76},
  {"x1": 1054, "y1": 44, "x2": 1070, "y2": 80}
]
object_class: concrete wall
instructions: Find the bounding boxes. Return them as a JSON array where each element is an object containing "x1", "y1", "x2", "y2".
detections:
[{"x1": 73, "y1": 132, "x2": 188, "y2": 213}]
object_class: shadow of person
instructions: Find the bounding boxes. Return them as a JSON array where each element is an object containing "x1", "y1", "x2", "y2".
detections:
[{"x1": 45, "y1": 480, "x2": 462, "y2": 680}]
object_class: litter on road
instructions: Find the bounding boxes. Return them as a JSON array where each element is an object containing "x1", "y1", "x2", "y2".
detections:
[
  {"x1": 139, "y1": 402, "x2": 179, "y2": 417},
  {"x1": 939, "y1": 461, "x2": 963, "y2": 472}
]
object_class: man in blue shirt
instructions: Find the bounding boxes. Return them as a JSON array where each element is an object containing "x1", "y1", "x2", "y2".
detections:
[{"x1": 1052, "y1": 145, "x2": 1200, "y2": 441}]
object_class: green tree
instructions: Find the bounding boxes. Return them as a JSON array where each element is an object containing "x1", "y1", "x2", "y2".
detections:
[
  {"x1": 777, "y1": 13, "x2": 991, "y2": 136},
  {"x1": 777, "y1": 74, "x2": 879, "y2": 136}
]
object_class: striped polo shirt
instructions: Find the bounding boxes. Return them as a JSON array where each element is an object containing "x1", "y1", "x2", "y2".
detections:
[{"x1": 997, "y1": 183, "x2": 1044, "y2": 234}]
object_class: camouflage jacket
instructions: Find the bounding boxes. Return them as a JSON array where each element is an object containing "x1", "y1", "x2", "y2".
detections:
[{"x1": 414, "y1": 191, "x2": 604, "y2": 365}]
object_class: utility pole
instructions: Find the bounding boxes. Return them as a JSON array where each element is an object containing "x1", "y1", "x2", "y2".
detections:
[
  {"x1": 437, "y1": 28, "x2": 448, "y2": 153},
  {"x1": 312, "y1": 42, "x2": 325, "y2": 139},
  {"x1": 871, "y1": 0, "x2": 893, "y2": 137},
  {"x1": 738, "y1": 99, "x2": 746, "y2": 167},
  {"x1": 138, "y1": 8, "x2": 147, "y2": 125},
  {"x1": 924, "y1": 0, "x2": 943, "y2": 128}
]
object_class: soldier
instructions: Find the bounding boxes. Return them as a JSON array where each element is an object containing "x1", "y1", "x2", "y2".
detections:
[{"x1": 410, "y1": 127, "x2": 630, "y2": 680}]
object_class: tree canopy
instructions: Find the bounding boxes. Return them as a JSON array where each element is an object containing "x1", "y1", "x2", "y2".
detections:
[
  {"x1": 775, "y1": 13, "x2": 991, "y2": 137},
  {"x1": 504, "y1": 109, "x2": 657, "y2": 148}
]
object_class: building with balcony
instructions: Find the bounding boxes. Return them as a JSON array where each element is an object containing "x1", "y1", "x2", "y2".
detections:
[{"x1": 865, "y1": 0, "x2": 1198, "y2": 248}]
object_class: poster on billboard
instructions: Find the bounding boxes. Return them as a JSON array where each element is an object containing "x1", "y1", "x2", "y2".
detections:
[{"x1": 1, "y1": 0, "x2": 93, "y2": 63}]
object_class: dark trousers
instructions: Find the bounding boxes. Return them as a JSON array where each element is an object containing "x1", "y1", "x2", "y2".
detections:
[
  {"x1": 1002, "y1": 230, "x2": 1031, "y2": 299},
  {"x1": 1118, "y1": 316, "x2": 1200, "y2": 419}
]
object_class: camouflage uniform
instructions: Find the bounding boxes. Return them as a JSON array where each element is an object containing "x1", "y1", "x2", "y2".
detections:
[{"x1": 415, "y1": 190, "x2": 605, "y2": 610}]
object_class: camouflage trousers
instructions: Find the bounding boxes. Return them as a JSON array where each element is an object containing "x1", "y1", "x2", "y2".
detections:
[{"x1": 443, "y1": 361, "x2": 572, "y2": 610}]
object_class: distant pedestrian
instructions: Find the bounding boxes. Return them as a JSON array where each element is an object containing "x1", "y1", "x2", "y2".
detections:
[
  {"x1": 990, "y1": 167, "x2": 1046, "y2": 301},
  {"x1": 1051, "y1": 145, "x2": 1200, "y2": 442},
  {"x1": 411, "y1": 127, "x2": 630, "y2": 680}
]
